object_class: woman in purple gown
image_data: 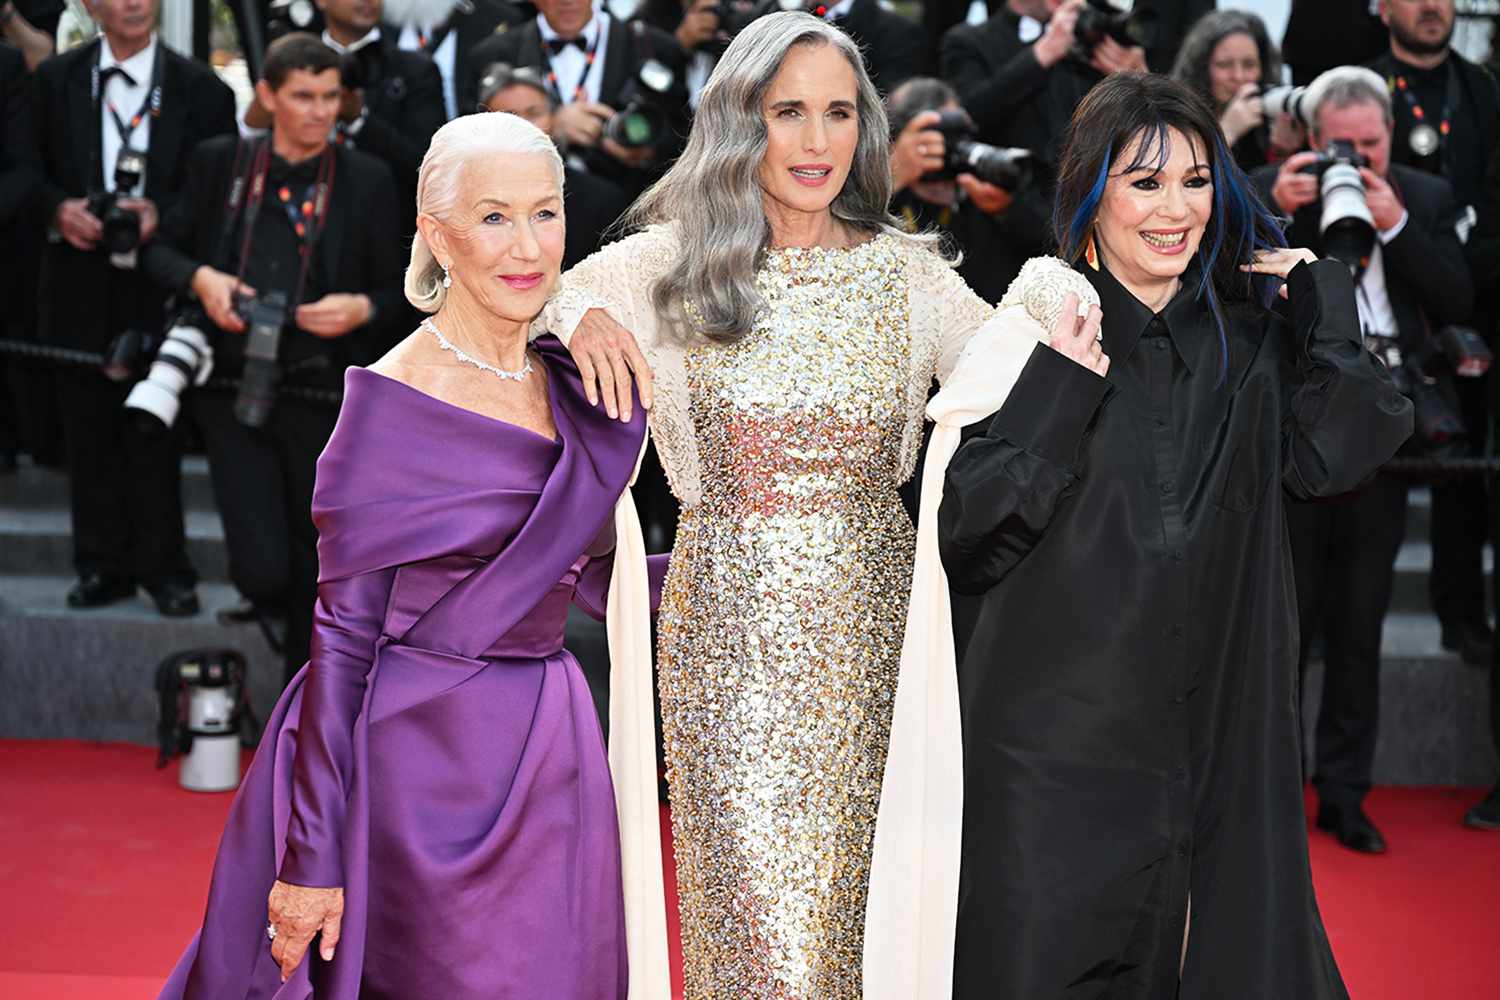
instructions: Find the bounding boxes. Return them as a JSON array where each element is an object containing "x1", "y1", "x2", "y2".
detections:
[{"x1": 158, "y1": 112, "x2": 661, "y2": 999}]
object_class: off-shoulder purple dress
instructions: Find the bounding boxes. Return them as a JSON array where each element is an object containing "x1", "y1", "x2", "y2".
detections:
[{"x1": 159, "y1": 336, "x2": 651, "y2": 1000}]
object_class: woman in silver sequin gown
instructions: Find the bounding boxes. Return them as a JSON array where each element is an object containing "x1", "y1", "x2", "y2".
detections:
[{"x1": 546, "y1": 14, "x2": 1003, "y2": 998}]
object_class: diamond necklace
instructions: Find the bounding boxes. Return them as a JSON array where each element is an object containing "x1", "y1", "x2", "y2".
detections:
[{"x1": 422, "y1": 318, "x2": 534, "y2": 382}]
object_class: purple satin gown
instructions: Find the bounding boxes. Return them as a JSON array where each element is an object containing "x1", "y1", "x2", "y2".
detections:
[{"x1": 160, "y1": 336, "x2": 649, "y2": 1000}]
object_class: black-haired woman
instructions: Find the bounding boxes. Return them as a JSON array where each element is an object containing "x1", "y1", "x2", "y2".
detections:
[{"x1": 939, "y1": 73, "x2": 1411, "y2": 999}]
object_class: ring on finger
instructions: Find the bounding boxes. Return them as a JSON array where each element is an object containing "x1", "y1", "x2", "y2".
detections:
[{"x1": 267, "y1": 922, "x2": 277, "y2": 942}]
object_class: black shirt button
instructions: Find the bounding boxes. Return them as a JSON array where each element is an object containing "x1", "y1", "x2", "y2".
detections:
[
  {"x1": 1172, "y1": 549, "x2": 1184, "y2": 561},
  {"x1": 1171, "y1": 625, "x2": 1184, "y2": 638},
  {"x1": 1161, "y1": 480, "x2": 1174, "y2": 495},
  {"x1": 1175, "y1": 766, "x2": 1188, "y2": 781},
  {"x1": 1155, "y1": 418, "x2": 1168, "y2": 429},
  {"x1": 1171, "y1": 694, "x2": 1185, "y2": 705}
]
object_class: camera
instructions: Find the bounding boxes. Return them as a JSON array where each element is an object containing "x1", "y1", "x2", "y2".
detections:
[
  {"x1": 86, "y1": 148, "x2": 148, "y2": 258},
  {"x1": 1260, "y1": 85, "x2": 1312, "y2": 127},
  {"x1": 124, "y1": 317, "x2": 215, "y2": 433},
  {"x1": 606, "y1": 59, "x2": 678, "y2": 149},
  {"x1": 703, "y1": 0, "x2": 760, "y2": 54},
  {"x1": 1298, "y1": 139, "x2": 1375, "y2": 269},
  {"x1": 1073, "y1": 0, "x2": 1156, "y2": 53},
  {"x1": 235, "y1": 291, "x2": 290, "y2": 429},
  {"x1": 1373, "y1": 326, "x2": 1492, "y2": 459},
  {"x1": 927, "y1": 110, "x2": 1035, "y2": 193}
]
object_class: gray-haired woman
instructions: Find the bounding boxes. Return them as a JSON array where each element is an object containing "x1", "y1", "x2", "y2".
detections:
[{"x1": 545, "y1": 11, "x2": 1013, "y2": 999}]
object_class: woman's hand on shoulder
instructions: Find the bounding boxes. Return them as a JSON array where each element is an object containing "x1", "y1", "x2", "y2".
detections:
[
  {"x1": 1240, "y1": 248, "x2": 1319, "y2": 298},
  {"x1": 1048, "y1": 293, "x2": 1110, "y2": 378},
  {"x1": 570, "y1": 309, "x2": 655, "y2": 422},
  {"x1": 267, "y1": 879, "x2": 344, "y2": 981}
]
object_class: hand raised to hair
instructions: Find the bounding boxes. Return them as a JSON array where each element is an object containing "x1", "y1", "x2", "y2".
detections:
[{"x1": 1239, "y1": 247, "x2": 1318, "y2": 298}]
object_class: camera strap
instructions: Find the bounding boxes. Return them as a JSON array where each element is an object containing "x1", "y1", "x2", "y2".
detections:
[
  {"x1": 1389, "y1": 59, "x2": 1457, "y2": 163},
  {"x1": 538, "y1": 17, "x2": 603, "y2": 105},
  {"x1": 225, "y1": 138, "x2": 339, "y2": 311},
  {"x1": 89, "y1": 40, "x2": 165, "y2": 190}
]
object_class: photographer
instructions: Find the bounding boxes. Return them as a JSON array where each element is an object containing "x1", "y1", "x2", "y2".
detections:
[
  {"x1": 249, "y1": 0, "x2": 446, "y2": 233},
  {"x1": 28, "y1": 0, "x2": 235, "y2": 615},
  {"x1": 464, "y1": 0, "x2": 689, "y2": 196},
  {"x1": 632, "y1": 0, "x2": 758, "y2": 107},
  {"x1": 1370, "y1": 0, "x2": 1500, "y2": 668},
  {"x1": 1171, "y1": 9, "x2": 1305, "y2": 171},
  {"x1": 1254, "y1": 66, "x2": 1473, "y2": 855},
  {"x1": 142, "y1": 33, "x2": 403, "y2": 683},
  {"x1": 887, "y1": 77, "x2": 1039, "y2": 303},
  {"x1": 387, "y1": 0, "x2": 530, "y2": 119},
  {"x1": 478, "y1": 61, "x2": 629, "y2": 266}
]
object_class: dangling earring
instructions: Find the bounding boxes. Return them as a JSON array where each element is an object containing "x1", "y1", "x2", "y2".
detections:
[
  {"x1": 441, "y1": 263, "x2": 452, "y2": 288},
  {"x1": 1084, "y1": 231, "x2": 1100, "y2": 271}
]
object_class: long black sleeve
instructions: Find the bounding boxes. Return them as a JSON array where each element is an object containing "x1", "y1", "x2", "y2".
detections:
[
  {"x1": 141, "y1": 142, "x2": 218, "y2": 294},
  {"x1": 940, "y1": 31, "x2": 1049, "y2": 141},
  {"x1": 1279, "y1": 259, "x2": 1413, "y2": 498},
  {"x1": 1381, "y1": 186, "x2": 1475, "y2": 328},
  {"x1": 0, "y1": 48, "x2": 37, "y2": 228},
  {"x1": 938, "y1": 343, "x2": 1114, "y2": 595}
]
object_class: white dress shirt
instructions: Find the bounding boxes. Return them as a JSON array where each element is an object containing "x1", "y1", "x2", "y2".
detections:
[
  {"x1": 397, "y1": 22, "x2": 458, "y2": 119},
  {"x1": 539, "y1": 10, "x2": 611, "y2": 106},
  {"x1": 1356, "y1": 210, "x2": 1410, "y2": 341},
  {"x1": 321, "y1": 25, "x2": 382, "y2": 55},
  {"x1": 98, "y1": 33, "x2": 157, "y2": 196}
]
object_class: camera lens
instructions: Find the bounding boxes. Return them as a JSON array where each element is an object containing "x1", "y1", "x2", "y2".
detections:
[{"x1": 1317, "y1": 162, "x2": 1375, "y2": 269}]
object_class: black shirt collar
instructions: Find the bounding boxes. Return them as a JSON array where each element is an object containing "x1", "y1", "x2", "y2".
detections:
[
  {"x1": 268, "y1": 150, "x2": 325, "y2": 185},
  {"x1": 1080, "y1": 261, "x2": 1211, "y2": 374}
]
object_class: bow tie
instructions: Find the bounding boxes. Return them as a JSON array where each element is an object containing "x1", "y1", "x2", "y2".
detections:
[
  {"x1": 546, "y1": 35, "x2": 588, "y2": 55},
  {"x1": 99, "y1": 65, "x2": 137, "y2": 88}
]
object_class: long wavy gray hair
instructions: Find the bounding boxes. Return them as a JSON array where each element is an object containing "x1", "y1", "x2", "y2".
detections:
[{"x1": 625, "y1": 11, "x2": 929, "y2": 345}]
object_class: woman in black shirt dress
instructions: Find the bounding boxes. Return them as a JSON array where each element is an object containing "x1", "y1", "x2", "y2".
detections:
[{"x1": 939, "y1": 74, "x2": 1412, "y2": 1000}]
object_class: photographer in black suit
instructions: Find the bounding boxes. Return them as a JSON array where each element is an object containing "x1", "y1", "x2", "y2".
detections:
[
  {"x1": 386, "y1": 0, "x2": 530, "y2": 118},
  {"x1": 28, "y1": 0, "x2": 235, "y2": 615},
  {"x1": 141, "y1": 33, "x2": 404, "y2": 683},
  {"x1": 464, "y1": 0, "x2": 688, "y2": 195},
  {"x1": 1368, "y1": 0, "x2": 1500, "y2": 667},
  {"x1": 1255, "y1": 66, "x2": 1473, "y2": 855}
]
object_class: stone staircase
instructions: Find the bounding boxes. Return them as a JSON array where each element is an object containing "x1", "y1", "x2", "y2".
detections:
[{"x1": 0, "y1": 455, "x2": 1495, "y2": 784}]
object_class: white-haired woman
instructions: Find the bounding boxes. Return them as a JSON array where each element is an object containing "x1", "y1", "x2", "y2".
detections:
[
  {"x1": 544, "y1": 11, "x2": 1027, "y2": 998},
  {"x1": 157, "y1": 113, "x2": 662, "y2": 1000}
]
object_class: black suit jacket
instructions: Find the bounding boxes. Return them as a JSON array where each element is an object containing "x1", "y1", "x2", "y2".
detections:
[
  {"x1": 28, "y1": 39, "x2": 236, "y2": 349},
  {"x1": 1253, "y1": 162, "x2": 1473, "y2": 349},
  {"x1": 384, "y1": 0, "x2": 532, "y2": 115},
  {"x1": 350, "y1": 36, "x2": 446, "y2": 226},
  {"x1": 1281, "y1": 0, "x2": 1386, "y2": 84},
  {"x1": 465, "y1": 15, "x2": 689, "y2": 191},
  {"x1": 821, "y1": 0, "x2": 929, "y2": 95},
  {"x1": 0, "y1": 43, "x2": 35, "y2": 230},
  {"x1": 141, "y1": 135, "x2": 405, "y2": 375},
  {"x1": 562, "y1": 164, "x2": 628, "y2": 270}
]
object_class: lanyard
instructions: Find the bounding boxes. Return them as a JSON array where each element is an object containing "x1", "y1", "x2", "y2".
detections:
[
  {"x1": 538, "y1": 23, "x2": 602, "y2": 105},
  {"x1": 1389, "y1": 60, "x2": 1457, "y2": 163},
  {"x1": 90, "y1": 41, "x2": 164, "y2": 186},
  {"x1": 416, "y1": 17, "x2": 455, "y2": 53},
  {"x1": 223, "y1": 139, "x2": 338, "y2": 311}
]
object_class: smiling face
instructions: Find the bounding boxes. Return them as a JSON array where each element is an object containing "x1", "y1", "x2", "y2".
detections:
[
  {"x1": 420, "y1": 153, "x2": 566, "y2": 327},
  {"x1": 756, "y1": 42, "x2": 860, "y2": 240},
  {"x1": 1093, "y1": 126, "x2": 1214, "y2": 300},
  {"x1": 1207, "y1": 31, "x2": 1261, "y2": 106}
]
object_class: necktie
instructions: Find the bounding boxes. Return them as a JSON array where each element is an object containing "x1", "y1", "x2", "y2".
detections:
[
  {"x1": 546, "y1": 36, "x2": 586, "y2": 55},
  {"x1": 99, "y1": 64, "x2": 137, "y2": 89}
]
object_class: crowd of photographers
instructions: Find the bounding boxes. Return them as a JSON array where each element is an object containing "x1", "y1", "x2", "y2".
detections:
[{"x1": 2, "y1": 0, "x2": 1500, "y2": 835}]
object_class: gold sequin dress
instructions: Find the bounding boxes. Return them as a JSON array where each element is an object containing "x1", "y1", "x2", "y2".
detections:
[{"x1": 546, "y1": 226, "x2": 993, "y2": 999}]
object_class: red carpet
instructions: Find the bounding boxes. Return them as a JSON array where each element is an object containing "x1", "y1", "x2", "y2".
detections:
[{"x1": 1, "y1": 740, "x2": 1493, "y2": 999}]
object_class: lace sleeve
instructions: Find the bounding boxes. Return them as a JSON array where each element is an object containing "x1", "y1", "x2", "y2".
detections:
[{"x1": 541, "y1": 224, "x2": 680, "y2": 348}]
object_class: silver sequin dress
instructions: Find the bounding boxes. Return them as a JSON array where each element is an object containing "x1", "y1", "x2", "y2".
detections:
[{"x1": 546, "y1": 227, "x2": 993, "y2": 999}]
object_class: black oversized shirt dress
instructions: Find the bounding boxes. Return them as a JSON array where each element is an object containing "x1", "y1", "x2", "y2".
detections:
[{"x1": 939, "y1": 259, "x2": 1413, "y2": 1000}]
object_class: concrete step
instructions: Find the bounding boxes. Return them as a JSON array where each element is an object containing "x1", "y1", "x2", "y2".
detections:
[
  {"x1": 1390, "y1": 541, "x2": 1494, "y2": 616},
  {"x1": 0, "y1": 506, "x2": 229, "y2": 580},
  {"x1": 0, "y1": 573, "x2": 283, "y2": 745},
  {"x1": 0, "y1": 455, "x2": 218, "y2": 512}
]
